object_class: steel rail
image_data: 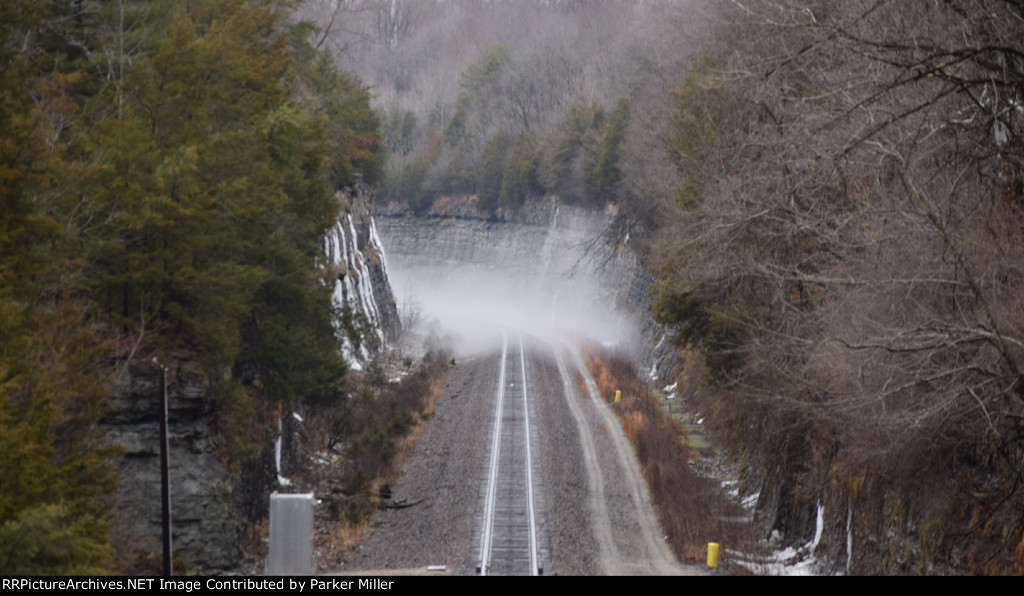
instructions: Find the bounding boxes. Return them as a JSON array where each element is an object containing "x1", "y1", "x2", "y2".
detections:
[
  {"x1": 478, "y1": 333, "x2": 508, "y2": 576},
  {"x1": 478, "y1": 332, "x2": 540, "y2": 576},
  {"x1": 519, "y1": 333, "x2": 539, "y2": 576}
]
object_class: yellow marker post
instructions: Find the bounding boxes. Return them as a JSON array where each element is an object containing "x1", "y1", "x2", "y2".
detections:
[
  {"x1": 614, "y1": 390, "x2": 621, "y2": 404},
  {"x1": 707, "y1": 542, "x2": 719, "y2": 568}
]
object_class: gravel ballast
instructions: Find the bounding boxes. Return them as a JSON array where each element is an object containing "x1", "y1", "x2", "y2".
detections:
[{"x1": 337, "y1": 338, "x2": 702, "y2": 576}]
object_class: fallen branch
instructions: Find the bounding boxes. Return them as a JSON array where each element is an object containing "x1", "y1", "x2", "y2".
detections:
[{"x1": 377, "y1": 497, "x2": 427, "y2": 511}]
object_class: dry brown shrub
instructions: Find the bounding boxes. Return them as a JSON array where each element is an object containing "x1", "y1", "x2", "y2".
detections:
[
  {"x1": 621, "y1": 410, "x2": 647, "y2": 441},
  {"x1": 316, "y1": 517, "x2": 371, "y2": 566},
  {"x1": 586, "y1": 353, "x2": 616, "y2": 402},
  {"x1": 376, "y1": 360, "x2": 450, "y2": 486},
  {"x1": 1015, "y1": 534, "x2": 1024, "y2": 574},
  {"x1": 574, "y1": 369, "x2": 588, "y2": 398},
  {"x1": 585, "y1": 347, "x2": 756, "y2": 565},
  {"x1": 309, "y1": 360, "x2": 451, "y2": 568}
]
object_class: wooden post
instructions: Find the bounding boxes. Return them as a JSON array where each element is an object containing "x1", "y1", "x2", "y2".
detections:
[{"x1": 157, "y1": 359, "x2": 173, "y2": 576}]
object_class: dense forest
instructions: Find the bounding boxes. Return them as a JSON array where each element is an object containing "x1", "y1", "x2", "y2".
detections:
[
  {"x1": 3, "y1": 0, "x2": 1023, "y2": 575},
  {"x1": 0, "y1": 0, "x2": 383, "y2": 573},
  {"x1": 312, "y1": 0, "x2": 1024, "y2": 574},
  {"x1": 651, "y1": 1, "x2": 1024, "y2": 574},
  {"x1": 300, "y1": 0, "x2": 706, "y2": 216}
]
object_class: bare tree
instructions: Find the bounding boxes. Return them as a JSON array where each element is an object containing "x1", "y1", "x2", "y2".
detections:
[{"x1": 654, "y1": 0, "x2": 1024, "y2": 573}]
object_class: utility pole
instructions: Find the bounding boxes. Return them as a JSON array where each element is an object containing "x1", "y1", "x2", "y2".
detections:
[{"x1": 156, "y1": 358, "x2": 173, "y2": 576}]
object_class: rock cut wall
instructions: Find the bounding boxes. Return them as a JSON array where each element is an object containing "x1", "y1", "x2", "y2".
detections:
[
  {"x1": 324, "y1": 187, "x2": 401, "y2": 367},
  {"x1": 375, "y1": 197, "x2": 673, "y2": 380}
]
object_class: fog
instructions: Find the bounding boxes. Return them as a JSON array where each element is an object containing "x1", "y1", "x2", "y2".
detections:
[
  {"x1": 385, "y1": 234, "x2": 638, "y2": 359},
  {"x1": 305, "y1": 0, "x2": 715, "y2": 362}
]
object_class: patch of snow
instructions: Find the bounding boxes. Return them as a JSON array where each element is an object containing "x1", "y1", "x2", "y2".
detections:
[
  {"x1": 368, "y1": 217, "x2": 390, "y2": 277},
  {"x1": 275, "y1": 416, "x2": 292, "y2": 487},
  {"x1": 810, "y1": 500, "x2": 824, "y2": 551},
  {"x1": 721, "y1": 479, "x2": 740, "y2": 499},
  {"x1": 846, "y1": 500, "x2": 853, "y2": 574},
  {"x1": 994, "y1": 120, "x2": 1010, "y2": 146},
  {"x1": 732, "y1": 500, "x2": 826, "y2": 575},
  {"x1": 323, "y1": 211, "x2": 393, "y2": 368}
]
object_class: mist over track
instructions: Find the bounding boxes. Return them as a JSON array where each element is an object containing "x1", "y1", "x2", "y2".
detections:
[
  {"x1": 333, "y1": 205, "x2": 702, "y2": 574},
  {"x1": 341, "y1": 331, "x2": 700, "y2": 575},
  {"x1": 375, "y1": 206, "x2": 674, "y2": 376}
]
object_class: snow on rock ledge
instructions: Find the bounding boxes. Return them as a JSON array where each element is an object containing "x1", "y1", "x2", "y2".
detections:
[{"x1": 322, "y1": 188, "x2": 400, "y2": 370}]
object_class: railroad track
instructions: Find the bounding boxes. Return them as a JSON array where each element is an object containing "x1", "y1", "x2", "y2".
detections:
[{"x1": 475, "y1": 333, "x2": 547, "y2": 576}]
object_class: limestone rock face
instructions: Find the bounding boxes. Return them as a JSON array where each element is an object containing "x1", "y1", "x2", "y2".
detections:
[
  {"x1": 324, "y1": 186, "x2": 401, "y2": 367},
  {"x1": 103, "y1": 188, "x2": 401, "y2": 572},
  {"x1": 374, "y1": 198, "x2": 674, "y2": 380},
  {"x1": 104, "y1": 359, "x2": 240, "y2": 572}
]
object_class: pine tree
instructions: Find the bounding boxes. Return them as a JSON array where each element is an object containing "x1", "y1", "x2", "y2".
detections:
[
  {"x1": 1, "y1": 1, "x2": 116, "y2": 574},
  {"x1": 498, "y1": 132, "x2": 540, "y2": 210},
  {"x1": 594, "y1": 97, "x2": 630, "y2": 202},
  {"x1": 3, "y1": 0, "x2": 390, "y2": 573},
  {"x1": 476, "y1": 131, "x2": 514, "y2": 214},
  {"x1": 538, "y1": 102, "x2": 603, "y2": 203}
]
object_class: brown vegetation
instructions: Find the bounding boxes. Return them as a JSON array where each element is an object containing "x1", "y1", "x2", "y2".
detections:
[
  {"x1": 652, "y1": 0, "x2": 1024, "y2": 574},
  {"x1": 573, "y1": 369, "x2": 589, "y2": 399},
  {"x1": 244, "y1": 359, "x2": 450, "y2": 571},
  {"x1": 319, "y1": 360, "x2": 449, "y2": 559},
  {"x1": 585, "y1": 348, "x2": 755, "y2": 564}
]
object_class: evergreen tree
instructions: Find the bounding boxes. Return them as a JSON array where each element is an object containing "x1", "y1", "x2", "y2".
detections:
[
  {"x1": 498, "y1": 132, "x2": 540, "y2": 210},
  {"x1": 1, "y1": 0, "x2": 390, "y2": 574},
  {"x1": 594, "y1": 97, "x2": 630, "y2": 202},
  {"x1": 76, "y1": 0, "x2": 382, "y2": 446},
  {"x1": 1, "y1": 0, "x2": 116, "y2": 574},
  {"x1": 476, "y1": 131, "x2": 514, "y2": 214},
  {"x1": 307, "y1": 56, "x2": 385, "y2": 189},
  {"x1": 537, "y1": 102, "x2": 604, "y2": 203}
]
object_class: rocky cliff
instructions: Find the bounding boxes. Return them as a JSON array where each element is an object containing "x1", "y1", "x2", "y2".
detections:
[
  {"x1": 324, "y1": 186, "x2": 401, "y2": 365},
  {"x1": 104, "y1": 358, "x2": 240, "y2": 572},
  {"x1": 374, "y1": 197, "x2": 673, "y2": 379},
  {"x1": 102, "y1": 188, "x2": 400, "y2": 572}
]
